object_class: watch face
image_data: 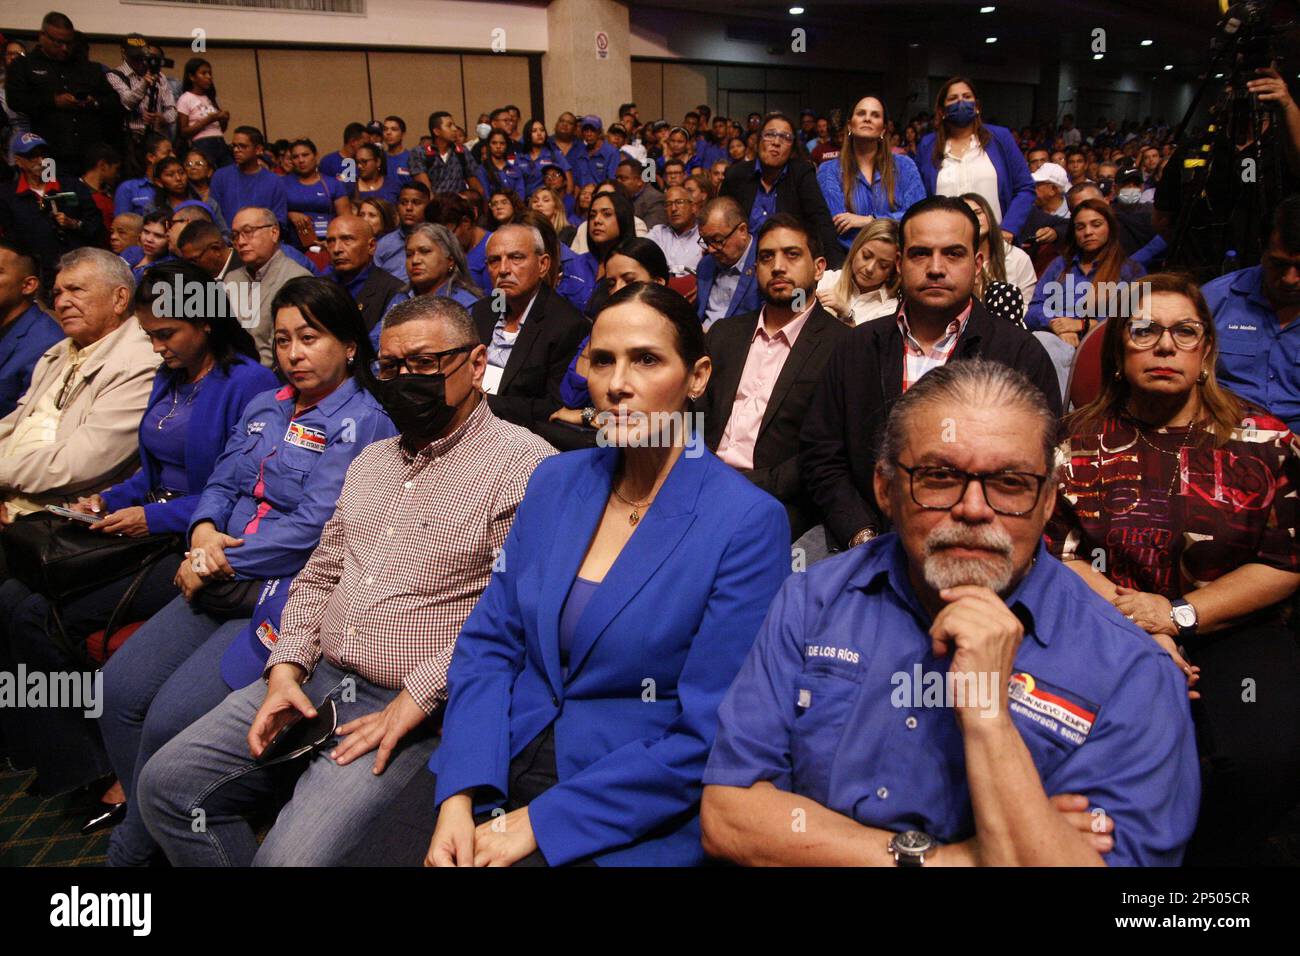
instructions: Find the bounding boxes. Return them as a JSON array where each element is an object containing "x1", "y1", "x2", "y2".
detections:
[
  {"x1": 894, "y1": 830, "x2": 934, "y2": 853},
  {"x1": 1173, "y1": 604, "x2": 1197, "y2": 628}
]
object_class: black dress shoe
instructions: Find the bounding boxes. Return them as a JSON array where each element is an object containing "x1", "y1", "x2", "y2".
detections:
[{"x1": 81, "y1": 802, "x2": 126, "y2": 834}]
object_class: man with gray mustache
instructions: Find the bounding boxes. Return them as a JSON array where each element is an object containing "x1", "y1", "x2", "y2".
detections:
[{"x1": 701, "y1": 358, "x2": 1201, "y2": 867}]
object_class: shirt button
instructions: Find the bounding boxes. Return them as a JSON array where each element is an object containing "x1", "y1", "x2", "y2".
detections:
[
  {"x1": 404, "y1": 480, "x2": 413, "y2": 489},
  {"x1": 347, "y1": 626, "x2": 356, "y2": 637},
  {"x1": 905, "y1": 716, "x2": 918, "y2": 729},
  {"x1": 365, "y1": 576, "x2": 374, "y2": 585},
  {"x1": 877, "y1": 786, "x2": 889, "y2": 800},
  {"x1": 551, "y1": 695, "x2": 559, "y2": 706}
]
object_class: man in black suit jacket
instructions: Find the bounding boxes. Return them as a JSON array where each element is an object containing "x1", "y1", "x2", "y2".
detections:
[
  {"x1": 800, "y1": 196, "x2": 1062, "y2": 552},
  {"x1": 703, "y1": 213, "x2": 851, "y2": 541},
  {"x1": 325, "y1": 215, "x2": 406, "y2": 332},
  {"x1": 720, "y1": 113, "x2": 844, "y2": 269},
  {"x1": 470, "y1": 223, "x2": 589, "y2": 437}
]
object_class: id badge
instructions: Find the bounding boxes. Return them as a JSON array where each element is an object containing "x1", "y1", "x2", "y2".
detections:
[{"x1": 482, "y1": 363, "x2": 504, "y2": 395}]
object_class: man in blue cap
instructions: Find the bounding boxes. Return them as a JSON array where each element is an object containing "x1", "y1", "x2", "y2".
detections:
[
  {"x1": 575, "y1": 115, "x2": 621, "y2": 188},
  {"x1": 0, "y1": 132, "x2": 103, "y2": 294}
]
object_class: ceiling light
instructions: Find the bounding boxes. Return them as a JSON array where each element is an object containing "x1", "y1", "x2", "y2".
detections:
[
  {"x1": 1141, "y1": 39, "x2": 1153, "y2": 46},
  {"x1": 980, "y1": 5, "x2": 996, "y2": 12},
  {"x1": 789, "y1": 5, "x2": 804, "y2": 13},
  {"x1": 1164, "y1": 64, "x2": 1173, "y2": 71},
  {"x1": 985, "y1": 36, "x2": 997, "y2": 43},
  {"x1": 1094, "y1": 53, "x2": 1104, "y2": 60}
]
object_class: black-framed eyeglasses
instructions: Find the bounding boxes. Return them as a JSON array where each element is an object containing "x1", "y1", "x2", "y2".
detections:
[
  {"x1": 371, "y1": 346, "x2": 473, "y2": 381},
  {"x1": 231, "y1": 224, "x2": 275, "y2": 241},
  {"x1": 893, "y1": 462, "x2": 1048, "y2": 517},
  {"x1": 698, "y1": 221, "x2": 741, "y2": 251},
  {"x1": 1125, "y1": 318, "x2": 1206, "y2": 351}
]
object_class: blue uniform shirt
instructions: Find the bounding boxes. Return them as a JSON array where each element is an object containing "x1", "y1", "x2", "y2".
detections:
[
  {"x1": 1203, "y1": 265, "x2": 1300, "y2": 433},
  {"x1": 0, "y1": 302, "x2": 63, "y2": 418},
  {"x1": 284, "y1": 174, "x2": 349, "y2": 239},
  {"x1": 209, "y1": 165, "x2": 288, "y2": 225},
  {"x1": 477, "y1": 156, "x2": 528, "y2": 201},
  {"x1": 113, "y1": 178, "x2": 157, "y2": 217},
  {"x1": 748, "y1": 159, "x2": 788, "y2": 234},
  {"x1": 516, "y1": 144, "x2": 571, "y2": 198},
  {"x1": 576, "y1": 142, "x2": 622, "y2": 187},
  {"x1": 188, "y1": 377, "x2": 396, "y2": 581},
  {"x1": 467, "y1": 231, "x2": 493, "y2": 295},
  {"x1": 704, "y1": 535, "x2": 1201, "y2": 866}
]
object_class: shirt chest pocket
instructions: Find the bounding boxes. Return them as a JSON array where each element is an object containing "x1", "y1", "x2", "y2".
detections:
[
  {"x1": 791, "y1": 671, "x2": 862, "y2": 804},
  {"x1": 1216, "y1": 331, "x2": 1258, "y2": 358}
]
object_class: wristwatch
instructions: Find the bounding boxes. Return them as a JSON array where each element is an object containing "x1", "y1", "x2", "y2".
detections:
[
  {"x1": 1170, "y1": 599, "x2": 1198, "y2": 640},
  {"x1": 581, "y1": 406, "x2": 597, "y2": 427},
  {"x1": 849, "y1": 527, "x2": 877, "y2": 548},
  {"x1": 888, "y1": 830, "x2": 935, "y2": 867}
]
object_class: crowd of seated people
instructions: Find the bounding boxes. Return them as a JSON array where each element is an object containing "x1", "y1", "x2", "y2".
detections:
[{"x1": 1, "y1": 7, "x2": 1299, "y2": 869}]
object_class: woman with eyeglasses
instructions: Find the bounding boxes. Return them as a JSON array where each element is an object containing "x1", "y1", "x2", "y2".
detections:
[
  {"x1": 916, "y1": 76, "x2": 1035, "y2": 249},
  {"x1": 183, "y1": 149, "x2": 218, "y2": 208},
  {"x1": 96, "y1": 277, "x2": 396, "y2": 866},
  {"x1": 1045, "y1": 272, "x2": 1300, "y2": 866},
  {"x1": 404, "y1": 222, "x2": 481, "y2": 308},
  {"x1": 1025, "y1": 198, "x2": 1145, "y2": 344},
  {"x1": 352, "y1": 142, "x2": 402, "y2": 207},
  {"x1": 284, "y1": 138, "x2": 352, "y2": 248}
]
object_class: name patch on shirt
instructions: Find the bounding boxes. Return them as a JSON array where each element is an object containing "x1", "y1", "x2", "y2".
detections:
[
  {"x1": 1226, "y1": 322, "x2": 1258, "y2": 333},
  {"x1": 246, "y1": 420, "x2": 266, "y2": 435},
  {"x1": 284, "y1": 421, "x2": 327, "y2": 452},
  {"x1": 805, "y1": 644, "x2": 861, "y2": 665},
  {"x1": 1008, "y1": 672, "x2": 1096, "y2": 746},
  {"x1": 255, "y1": 619, "x2": 279, "y2": 651}
]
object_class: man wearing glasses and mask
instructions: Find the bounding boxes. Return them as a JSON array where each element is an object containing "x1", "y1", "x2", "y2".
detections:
[
  {"x1": 702, "y1": 358, "x2": 1200, "y2": 867},
  {"x1": 136, "y1": 294, "x2": 554, "y2": 865},
  {"x1": 719, "y1": 112, "x2": 843, "y2": 269}
]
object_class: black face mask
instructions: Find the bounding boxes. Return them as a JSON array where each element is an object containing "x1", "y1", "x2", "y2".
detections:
[{"x1": 371, "y1": 372, "x2": 459, "y2": 443}]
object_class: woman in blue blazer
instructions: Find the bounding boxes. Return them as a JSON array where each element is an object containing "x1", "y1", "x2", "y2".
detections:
[
  {"x1": 427, "y1": 281, "x2": 791, "y2": 867},
  {"x1": 915, "y1": 76, "x2": 1037, "y2": 243},
  {"x1": 0, "y1": 261, "x2": 273, "y2": 808}
]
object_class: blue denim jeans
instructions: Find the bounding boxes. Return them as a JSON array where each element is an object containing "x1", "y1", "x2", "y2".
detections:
[
  {"x1": 98, "y1": 593, "x2": 249, "y2": 866},
  {"x1": 136, "y1": 658, "x2": 441, "y2": 866}
]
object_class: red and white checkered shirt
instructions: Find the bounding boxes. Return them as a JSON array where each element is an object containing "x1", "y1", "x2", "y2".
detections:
[
  {"x1": 897, "y1": 301, "x2": 973, "y2": 392},
  {"x1": 266, "y1": 399, "x2": 556, "y2": 713}
]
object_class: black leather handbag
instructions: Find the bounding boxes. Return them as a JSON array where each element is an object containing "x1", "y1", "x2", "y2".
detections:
[{"x1": 2, "y1": 511, "x2": 181, "y2": 603}]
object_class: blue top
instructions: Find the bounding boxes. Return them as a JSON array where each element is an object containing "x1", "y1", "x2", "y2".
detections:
[
  {"x1": 187, "y1": 377, "x2": 396, "y2": 579},
  {"x1": 516, "y1": 143, "x2": 571, "y2": 198},
  {"x1": 429, "y1": 445, "x2": 790, "y2": 866},
  {"x1": 209, "y1": 165, "x2": 288, "y2": 225},
  {"x1": 131, "y1": 254, "x2": 175, "y2": 284},
  {"x1": 375, "y1": 228, "x2": 408, "y2": 281},
  {"x1": 748, "y1": 159, "x2": 788, "y2": 234},
  {"x1": 915, "y1": 124, "x2": 1036, "y2": 236},
  {"x1": 1024, "y1": 254, "x2": 1147, "y2": 331},
  {"x1": 476, "y1": 156, "x2": 528, "y2": 202},
  {"x1": 557, "y1": 245, "x2": 597, "y2": 314},
  {"x1": 113, "y1": 177, "x2": 156, "y2": 217},
  {"x1": 120, "y1": 245, "x2": 144, "y2": 268},
  {"x1": 318, "y1": 150, "x2": 346, "y2": 179},
  {"x1": 558, "y1": 334, "x2": 590, "y2": 409},
  {"x1": 386, "y1": 148, "x2": 413, "y2": 184},
  {"x1": 141, "y1": 378, "x2": 199, "y2": 492},
  {"x1": 704, "y1": 534, "x2": 1201, "y2": 867},
  {"x1": 353, "y1": 175, "x2": 403, "y2": 208},
  {"x1": 279, "y1": 243, "x2": 323, "y2": 276},
  {"x1": 0, "y1": 302, "x2": 63, "y2": 419},
  {"x1": 815, "y1": 152, "x2": 927, "y2": 248},
  {"x1": 575, "y1": 141, "x2": 623, "y2": 188},
  {"x1": 284, "y1": 174, "x2": 349, "y2": 239},
  {"x1": 467, "y1": 231, "x2": 493, "y2": 295},
  {"x1": 101, "y1": 355, "x2": 278, "y2": 534},
  {"x1": 1204, "y1": 265, "x2": 1300, "y2": 432},
  {"x1": 558, "y1": 576, "x2": 600, "y2": 671}
]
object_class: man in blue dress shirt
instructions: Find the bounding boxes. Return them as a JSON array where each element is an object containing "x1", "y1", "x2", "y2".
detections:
[
  {"x1": 0, "y1": 240, "x2": 63, "y2": 417},
  {"x1": 1203, "y1": 195, "x2": 1300, "y2": 433},
  {"x1": 702, "y1": 358, "x2": 1200, "y2": 866}
]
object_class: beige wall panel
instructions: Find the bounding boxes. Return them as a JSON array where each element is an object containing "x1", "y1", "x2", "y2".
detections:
[
  {"x1": 257, "y1": 49, "x2": 371, "y2": 152},
  {"x1": 630, "y1": 60, "x2": 662, "y2": 122},
  {"x1": 368, "y1": 51, "x2": 466, "y2": 134},
  {"x1": 461, "y1": 55, "x2": 531, "y2": 128},
  {"x1": 194, "y1": 48, "x2": 264, "y2": 143},
  {"x1": 662, "y1": 62, "x2": 712, "y2": 127}
]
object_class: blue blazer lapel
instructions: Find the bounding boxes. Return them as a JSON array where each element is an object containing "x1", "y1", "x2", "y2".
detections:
[
  {"x1": 729, "y1": 245, "x2": 758, "y2": 318},
  {"x1": 564, "y1": 448, "x2": 706, "y2": 681},
  {"x1": 535, "y1": 447, "x2": 617, "y2": 697}
]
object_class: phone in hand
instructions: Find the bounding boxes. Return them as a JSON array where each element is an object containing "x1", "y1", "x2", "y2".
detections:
[
  {"x1": 45, "y1": 504, "x2": 102, "y2": 525},
  {"x1": 257, "y1": 696, "x2": 338, "y2": 765}
]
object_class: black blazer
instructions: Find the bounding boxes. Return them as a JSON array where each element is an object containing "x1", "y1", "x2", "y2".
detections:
[
  {"x1": 471, "y1": 282, "x2": 591, "y2": 436},
  {"x1": 720, "y1": 158, "x2": 845, "y2": 269},
  {"x1": 798, "y1": 298, "x2": 1063, "y2": 551},
  {"x1": 702, "y1": 302, "x2": 851, "y2": 541},
  {"x1": 354, "y1": 267, "x2": 407, "y2": 332}
]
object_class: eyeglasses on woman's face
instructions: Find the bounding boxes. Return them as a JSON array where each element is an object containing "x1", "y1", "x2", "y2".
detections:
[{"x1": 1124, "y1": 318, "x2": 1206, "y2": 351}]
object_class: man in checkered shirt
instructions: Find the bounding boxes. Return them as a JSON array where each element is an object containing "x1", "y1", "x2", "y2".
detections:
[{"x1": 135, "y1": 295, "x2": 555, "y2": 866}]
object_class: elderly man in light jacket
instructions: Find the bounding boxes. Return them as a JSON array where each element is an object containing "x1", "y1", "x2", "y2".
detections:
[{"x1": 0, "y1": 247, "x2": 158, "y2": 523}]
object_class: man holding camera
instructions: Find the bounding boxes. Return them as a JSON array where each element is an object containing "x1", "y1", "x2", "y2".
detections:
[{"x1": 105, "y1": 34, "x2": 177, "y2": 178}]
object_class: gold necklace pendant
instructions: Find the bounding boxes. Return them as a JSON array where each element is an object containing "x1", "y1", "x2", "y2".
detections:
[{"x1": 628, "y1": 509, "x2": 640, "y2": 527}]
